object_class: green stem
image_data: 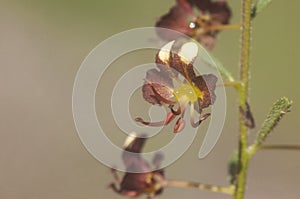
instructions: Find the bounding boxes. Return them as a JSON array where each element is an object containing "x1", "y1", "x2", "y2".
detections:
[
  {"x1": 259, "y1": 145, "x2": 300, "y2": 151},
  {"x1": 248, "y1": 145, "x2": 300, "y2": 157},
  {"x1": 165, "y1": 180, "x2": 235, "y2": 195},
  {"x1": 235, "y1": 0, "x2": 253, "y2": 199},
  {"x1": 221, "y1": 81, "x2": 242, "y2": 89}
]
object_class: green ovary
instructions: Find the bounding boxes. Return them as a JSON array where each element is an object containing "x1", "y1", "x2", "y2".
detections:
[{"x1": 173, "y1": 83, "x2": 203, "y2": 103}]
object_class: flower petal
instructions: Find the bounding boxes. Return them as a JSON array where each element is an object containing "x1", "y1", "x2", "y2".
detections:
[
  {"x1": 171, "y1": 53, "x2": 197, "y2": 81},
  {"x1": 187, "y1": 0, "x2": 211, "y2": 11},
  {"x1": 196, "y1": 34, "x2": 217, "y2": 50},
  {"x1": 157, "y1": 40, "x2": 175, "y2": 65},
  {"x1": 122, "y1": 135, "x2": 151, "y2": 172},
  {"x1": 193, "y1": 74, "x2": 217, "y2": 109},
  {"x1": 209, "y1": 1, "x2": 231, "y2": 24},
  {"x1": 142, "y1": 68, "x2": 174, "y2": 105},
  {"x1": 156, "y1": 4, "x2": 194, "y2": 40},
  {"x1": 123, "y1": 133, "x2": 146, "y2": 153},
  {"x1": 120, "y1": 173, "x2": 151, "y2": 194},
  {"x1": 178, "y1": 42, "x2": 198, "y2": 64},
  {"x1": 119, "y1": 135, "x2": 165, "y2": 197}
]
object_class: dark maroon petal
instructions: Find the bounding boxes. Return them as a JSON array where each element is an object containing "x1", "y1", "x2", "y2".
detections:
[
  {"x1": 153, "y1": 170, "x2": 165, "y2": 195},
  {"x1": 156, "y1": 4, "x2": 194, "y2": 40},
  {"x1": 142, "y1": 68, "x2": 174, "y2": 105},
  {"x1": 176, "y1": 0, "x2": 194, "y2": 13},
  {"x1": 187, "y1": 0, "x2": 210, "y2": 11},
  {"x1": 120, "y1": 170, "x2": 164, "y2": 196},
  {"x1": 156, "y1": 0, "x2": 232, "y2": 50},
  {"x1": 188, "y1": 0, "x2": 231, "y2": 23},
  {"x1": 121, "y1": 140, "x2": 165, "y2": 196},
  {"x1": 194, "y1": 74, "x2": 217, "y2": 109},
  {"x1": 112, "y1": 135, "x2": 165, "y2": 198},
  {"x1": 171, "y1": 53, "x2": 197, "y2": 81},
  {"x1": 122, "y1": 136, "x2": 151, "y2": 172},
  {"x1": 120, "y1": 173, "x2": 151, "y2": 192},
  {"x1": 196, "y1": 34, "x2": 217, "y2": 50},
  {"x1": 152, "y1": 153, "x2": 164, "y2": 168},
  {"x1": 209, "y1": 1, "x2": 231, "y2": 24}
]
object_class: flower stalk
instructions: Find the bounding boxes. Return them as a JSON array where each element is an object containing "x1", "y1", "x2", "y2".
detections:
[
  {"x1": 235, "y1": 0, "x2": 253, "y2": 198},
  {"x1": 248, "y1": 145, "x2": 300, "y2": 157},
  {"x1": 165, "y1": 180, "x2": 235, "y2": 195}
]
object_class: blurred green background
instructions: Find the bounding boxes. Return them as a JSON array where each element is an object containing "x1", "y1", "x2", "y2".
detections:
[{"x1": 1, "y1": 1, "x2": 299, "y2": 199}]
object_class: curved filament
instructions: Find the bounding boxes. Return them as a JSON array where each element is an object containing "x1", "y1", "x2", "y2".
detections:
[
  {"x1": 169, "y1": 105, "x2": 181, "y2": 115},
  {"x1": 173, "y1": 102, "x2": 188, "y2": 133},
  {"x1": 174, "y1": 117, "x2": 185, "y2": 133},
  {"x1": 190, "y1": 103, "x2": 211, "y2": 128},
  {"x1": 135, "y1": 112, "x2": 176, "y2": 127}
]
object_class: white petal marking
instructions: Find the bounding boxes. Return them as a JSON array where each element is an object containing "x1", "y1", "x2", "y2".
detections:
[
  {"x1": 158, "y1": 40, "x2": 175, "y2": 63},
  {"x1": 123, "y1": 132, "x2": 137, "y2": 149},
  {"x1": 178, "y1": 42, "x2": 198, "y2": 64}
]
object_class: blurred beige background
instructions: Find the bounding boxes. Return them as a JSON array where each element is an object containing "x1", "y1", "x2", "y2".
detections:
[{"x1": 0, "y1": 1, "x2": 299, "y2": 199}]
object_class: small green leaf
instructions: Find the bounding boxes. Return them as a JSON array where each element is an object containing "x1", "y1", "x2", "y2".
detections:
[
  {"x1": 251, "y1": 0, "x2": 272, "y2": 18},
  {"x1": 228, "y1": 150, "x2": 239, "y2": 185},
  {"x1": 254, "y1": 97, "x2": 292, "y2": 147}
]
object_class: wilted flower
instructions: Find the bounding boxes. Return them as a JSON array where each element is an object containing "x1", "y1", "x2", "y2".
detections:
[
  {"x1": 109, "y1": 134, "x2": 165, "y2": 198},
  {"x1": 156, "y1": 0, "x2": 234, "y2": 49},
  {"x1": 135, "y1": 40, "x2": 217, "y2": 133}
]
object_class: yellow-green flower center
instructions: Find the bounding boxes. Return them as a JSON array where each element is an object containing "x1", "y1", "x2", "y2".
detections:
[{"x1": 173, "y1": 83, "x2": 203, "y2": 103}]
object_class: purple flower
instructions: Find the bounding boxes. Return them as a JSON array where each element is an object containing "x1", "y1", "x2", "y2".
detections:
[
  {"x1": 135, "y1": 41, "x2": 217, "y2": 133},
  {"x1": 109, "y1": 134, "x2": 165, "y2": 198},
  {"x1": 156, "y1": 0, "x2": 232, "y2": 49}
]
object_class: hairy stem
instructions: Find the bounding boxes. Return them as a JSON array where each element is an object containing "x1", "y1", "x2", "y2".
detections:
[
  {"x1": 165, "y1": 180, "x2": 234, "y2": 195},
  {"x1": 235, "y1": 0, "x2": 253, "y2": 199},
  {"x1": 248, "y1": 144, "x2": 300, "y2": 157},
  {"x1": 259, "y1": 145, "x2": 300, "y2": 151}
]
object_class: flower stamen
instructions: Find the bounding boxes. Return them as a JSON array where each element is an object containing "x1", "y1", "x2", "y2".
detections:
[{"x1": 190, "y1": 103, "x2": 211, "y2": 128}]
